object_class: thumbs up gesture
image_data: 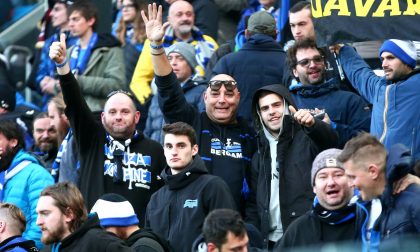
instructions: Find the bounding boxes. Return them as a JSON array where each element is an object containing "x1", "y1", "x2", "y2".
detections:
[
  {"x1": 289, "y1": 105, "x2": 315, "y2": 128},
  {"x1": 49, "y1": 33, "x2": 67, "y2": 64}
]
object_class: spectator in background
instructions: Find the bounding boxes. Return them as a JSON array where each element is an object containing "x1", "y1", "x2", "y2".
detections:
[
  {"x1": 279, "y1": 149, "x2": 358, "y2": 248},
  {"x1": 114, "y1": 0, "x2": 148, "y2": 85},
  {"x1": 0, "y1": 119, "x2": 54, "y2": 248},
  {"x1": 237, "y1": 0, "x2": 278, "y2": 34},
  {"x1": 130, "y1": 0, "x2": 218, "y2": 129},
  {"x1": 212, "y1": 11, "x2": 286, "y2": 125},
  {"x1": 332, "y1": 40, "x2": 420, "y2": 161},
  {"x1": 145, "y1": 3, "x2": 256, "y2": 211},
  {"x1": 66, "y1": 1, "x2": 126, "y2": 112},
  {"x1": 338, "y1": 134, "x2": 420, "y2": 251},
  {"x1": 47, "y1": 93, "x2": 79, "y2": 184},
  {"x1": 91, "y1": 193, "x2": 169, "y2": 252},
  {"x1": 35, "y1": 0, "x2": 77, "y2": 111},
  {"x1": 0, "y1": 203, "x2": 39, "y2": 252},
  {"x1": 36, "y1": 182, "x2": 131, "y2": 251},
  {"x1": 283, "y1": 1, "x2": 356, "y2": 93},
  {"x1": 31, "y1": 112, "x2": 58, "y2": 171},
  {"x1": 146, "y1": 122, "x2": 236, "y2": 252},
  {"x1": 144, "y1": 42, "x2": 205, "y2": 144},
  {"x1": 287, "y1": 39, "x2": 371, "y2": 148}
]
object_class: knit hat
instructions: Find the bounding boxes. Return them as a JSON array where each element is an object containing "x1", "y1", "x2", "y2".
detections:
[
  {"x1": 166, "y1": 42, "x2": 198, "y2": 71},
  {"x1": 311, "y1": 148, "x2": 344, "y2": 186},
  {"x1": 379, "y1": 39, "x2": 417, "y2": 68},
  {"x1": 247, "y1": 11, "x2": 276, "y2": 35},
  {"x1": 90, "y1": 193, "x2": 139, "y2": 227}
]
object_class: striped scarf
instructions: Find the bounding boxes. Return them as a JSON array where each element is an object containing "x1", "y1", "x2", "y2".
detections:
[{"x1": 163, "y1": 26, "x2": 215, "y2": 69}]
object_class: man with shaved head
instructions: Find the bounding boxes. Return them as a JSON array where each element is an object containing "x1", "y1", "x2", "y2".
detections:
[
  {"x1": 48, "y1": 33, "x2": 166, "y2": 227},
  {"x1": 143, "y1": 3, "x2": 256, "y2": 211}
]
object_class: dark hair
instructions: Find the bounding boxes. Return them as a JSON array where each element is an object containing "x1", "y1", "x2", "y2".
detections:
[
  {"x1": 33, "y1": 112, "x2": 49, "y2": 130},
  {"x1": 203, "y1": 209, "x2": 246, "y2": 249},
  {"x1": 162, "y1": 122, "x2": 197, "y2": 146},
  {"x1": 67, "y1": 1, "x2": 98, "y2": 30},
  {"x1": 289, "y1": 1, "x2": 311, "y2": 14},
  {"x1": 247, "y1": 29, "x2": 277, "y2": 40},
  {"x1": 40, "y1": 182, "x2": 87, "y2": 232},
  {"x1": 286, "y1": 38, "x2": 326, "y2": 72},
  {"x1": 0, "y1": 119, "x2": 25, "y2": 150},
  {"x1": 0, "y1": 203, "x2": 26, "y2": 234},
  {"x1": 337, "y1": 133, "x2": 387, "y2": 171}
]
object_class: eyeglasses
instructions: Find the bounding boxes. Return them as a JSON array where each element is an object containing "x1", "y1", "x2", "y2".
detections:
[
  {"x1": 208, "y1": 80, "x2": 237, "y2": 92},
  {"x1": 121, "y1": 4, "x2": 135, "y2": 9},
  {"x1": 296, "y1": 55, "x2": 325, "y2": 67},
  {"x1": 107, "y1": 90, "x2": 134, "y2": 99}
]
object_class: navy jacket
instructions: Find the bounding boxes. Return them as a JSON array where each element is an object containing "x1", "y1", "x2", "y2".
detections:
[
  {"x1": 290, "y1": 79, "x2": 371, "y2": 148},
  {"x1": 145, "y1": 156, "x2": 235, "y2": 252},
  {"x1": 356, "y1": 144, "x2": 420, "y2": 251},
  {"x1": 212, "y1": 34, "x2": 286, "y2": 124}
]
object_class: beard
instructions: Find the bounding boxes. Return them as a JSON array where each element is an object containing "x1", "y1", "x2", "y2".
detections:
[
  {"x1": 177, "y1": 24, "x2": 192, "y2": 36},
  {"x1": 0, "y1": 146, "x2": 18, "y2": 172},
  {"x1": 41, "y1": 221, "x2": 67, "y2": 244}
]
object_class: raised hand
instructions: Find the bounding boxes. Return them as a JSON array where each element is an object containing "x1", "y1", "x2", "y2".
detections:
[
  {"x1": 289, "y1": 106, "x2": 315, "y2": 128},
  {"x1": 141, "y1": 3, "x2": 170, "y2": 43},
  {"x1": 49, "y1": 33, "x2": 67, "y2": 64}
]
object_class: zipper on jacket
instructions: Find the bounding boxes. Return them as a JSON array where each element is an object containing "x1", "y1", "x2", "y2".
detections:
[{"x1": 379, "y1": 85, "x2": 391, "y2": 143}]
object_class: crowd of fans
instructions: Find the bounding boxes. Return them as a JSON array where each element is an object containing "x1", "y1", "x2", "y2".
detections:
[{"x1": 0, "y1": 0, "x2": 419, "y2": 251}]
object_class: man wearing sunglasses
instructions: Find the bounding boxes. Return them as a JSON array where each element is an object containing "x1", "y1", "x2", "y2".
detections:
[
  {"x1": 287, "y1": 39, "x2": 371, "y2": 148},
  {"x1": 143, "y1": 4, "x2": 256, "y2": 212}
]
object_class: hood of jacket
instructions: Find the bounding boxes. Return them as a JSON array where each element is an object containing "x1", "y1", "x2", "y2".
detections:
[
  {"x1": 92, "y1": 33, "x2": 122, "y2": 51},
  {"x1": 382, "y1": 144, "x2": 414, "y2": 206},
  {"x1": 0, "y1": 235, "x2": 38, "y2": 251},
  {"x1": 10, "y1": 149, "x2": 41, "y2": 168},
  {"x1": 182, "y1": 77, "x2": 207, "y2": 94},
  {"x1": 289, "y1": 78, "x2": 340, "y2": 98},
  {"x1": 251, "y1": 84, "x2": 297, "y2": 134},
  {"x1": 160, "y1": 155, "x2": 208, "y2": 190}
]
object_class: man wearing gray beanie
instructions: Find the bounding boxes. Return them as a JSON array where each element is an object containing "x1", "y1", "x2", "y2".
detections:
[
  {"x1": 332, "y1": 40, "x2": 420, "y2": 161},
  {"x1": 144, "y1": 42, "x2": 206, "y2": 144},
  {"x1": 279, "y1": 148, "x2": 357, "y2": 248}
]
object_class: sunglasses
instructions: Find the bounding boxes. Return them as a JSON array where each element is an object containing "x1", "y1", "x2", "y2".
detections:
[
  {"x1": 208, "y1": 80, "x2": 237, "y2": 92},
  {"x1": 107, "y1": 89, "x2": 134, "y2": 99},
  {"x1": 296, "y1": 55, "x2": 325, "y2": 67}
]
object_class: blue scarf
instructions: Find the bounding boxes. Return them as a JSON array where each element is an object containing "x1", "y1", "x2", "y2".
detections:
[
  {"x1": 70, "y1": 32, "x2": 98, "y2": 75},
  {"x1": 312, "y1": 193, "x2": 358, "y2": 225},
  {"x1": 51, "y1": 129, "x2": 79, "y2": 181},
  {"x1": 162, "y1": 26, "x2": 215, "y2": 69}
]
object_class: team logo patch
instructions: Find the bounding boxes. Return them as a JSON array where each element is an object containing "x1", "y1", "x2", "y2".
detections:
[
  {"x1": 183, "y1": 199, "x2": 198, "y2": 208},
  {"x1": 210, "y1": 138, "x2": 243, "y2": 159}
]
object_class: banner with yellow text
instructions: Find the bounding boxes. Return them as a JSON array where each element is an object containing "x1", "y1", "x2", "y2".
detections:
[{"x1": 312, "y1": 0, "x2": 420, "y2": 46}]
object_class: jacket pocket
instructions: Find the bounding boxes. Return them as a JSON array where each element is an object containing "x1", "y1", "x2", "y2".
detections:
[{"x1": 384, "y1": 221, "x2": 411, "y2": 238}]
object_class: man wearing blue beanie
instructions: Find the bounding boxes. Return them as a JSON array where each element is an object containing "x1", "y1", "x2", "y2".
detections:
[
  {"x1": 91, "y1": 193, "x2": 169, "y2": 252},
  {"x1": 331, "y1": 40, "x2": 420, "y2": 161}
]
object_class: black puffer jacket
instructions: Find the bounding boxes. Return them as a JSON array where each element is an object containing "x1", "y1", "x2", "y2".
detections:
[{"x1": 247, "y1": 84, "x2": 338, "y2": 248}]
